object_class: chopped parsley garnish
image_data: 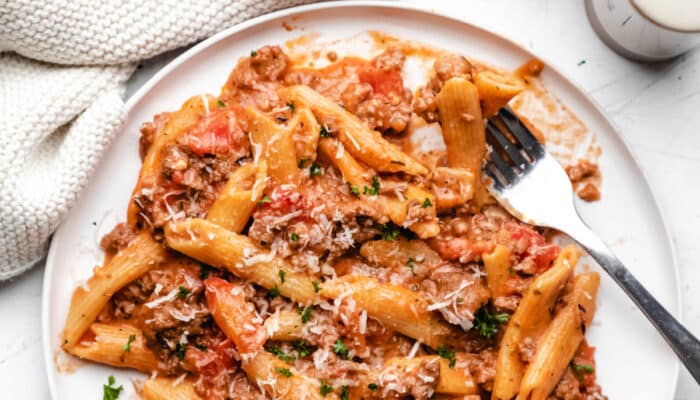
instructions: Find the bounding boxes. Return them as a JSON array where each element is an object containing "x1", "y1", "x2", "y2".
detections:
[
  {"x1": 103, "y1": 375, "x2": 123, "y2": 400},
  {"x1": 299, "y1": 157, "x2": 310, "y2": 168},
  {"x1": 380, "y1": 223, "x2": 400, "y2": 241},
  {"x1": 312, "y1": 281, "x2": 322, "y2": 293},
  {"x1": 279, "y1": 269, "x2": 286, "y2": 284},
  {"x1": 250, "y1": 50, "x2": 258, "y2": 56},
  {"x1": 407, "y1": 258, "x2": 417, "y2": 276},
  {"x1": 286, "y1": 101, "x2": 295, "y2": 113},
  {"x1": 177, "y1": 285, "x2": 190, "y2": 299},
  {"x1": 268, "y1": 284, "x2": 280, "y2": 298},
  {"x1": 437, "y1": 344, "x2": 456, "y2": 368},
  {"x1": 571, "y1": 363, "x2": 595, "y2": 382},
  {"x1": 333, "y1": 339, "x2": 349, "y2": 359},
  {"x1": 320, "y1": 379, "x2": 333, "y2": 396},
  {"x1": 176, "y1": 343, "x2": 186, "y2": 360},
  {"x1": 257, "y1": 194, "x2": 271, "y2": 209},
  {"x1": 310, "y1": 163, "x2": 322, "y2": 177},
  {"x1": 216, "y1": 99, "x2": 226, "y2": 108},
  {"x1": 363, "y1": 175, "x2": 380, "y2": 195},
  {"x1": 200, "y1": 265, "x2": 211, "y2": 279},
  {"x1": 290, "y1": 232, "x2": 299, "y2": 241},
  {"x1": 368, "y1": 382, "x2": 378, "y2": 390},
  {"x1": 122, "y1": 334, "x2": 136, "y2": 352},
  {"x1": 340, "y1": 385, "x2": 350, "y2": 400},
  {"x1": 422, "y1": 197, "x2": 433, "y2": 208},
  {"x1": 293, "y1": 340, "x2": 310, "y2": 357},
  {"x1": 320, "y1": 126, "x2": 330, "y2": 138},
  {"x1": 275, "y1": 367, "x2": 293, "y2": 377},
  {"x1": 349, "y1": 184, "x2": 360, "y2": 196},
  {"x1": 266, "y1": 345, "x2": 296, "y2": 362},
  {"x1": 473, "y1": 305, "x2": 509, "y2": 339},
  {"x1": 299, "y1": 305, "x2": 313, "y2": 323}
]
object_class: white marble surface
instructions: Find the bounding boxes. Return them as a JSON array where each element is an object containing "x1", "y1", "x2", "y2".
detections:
[{"x1": 1, "y1": 0, "x2": 698, "y2": 398}]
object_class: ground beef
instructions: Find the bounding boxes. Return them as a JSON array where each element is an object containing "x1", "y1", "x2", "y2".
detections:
[
  {"x1": 422, "y1": 265, "x2": 491, "y2": 330},
  {"x1": 369, "y1": 357, "x2": 440, "y2": 400},
  {"x1": 461, "y1": 348, "x2": 497, "y2": 390},
  {"x1": 100, "y1": 222, "x2": 137, "y2": 255},
  {"x1": 223, "y1": 45, "x2": 289, "y2": 110},
  {"x1": 413, "y1": 53, "x2": 474, "y2": 122},
  {"x1": 551, "y1": 369, "x2": 607, "y2": 400},
  {"x1": 566, "y1": 160, "x2": 601, "y2": 202},
  {"x1": 139, "y1": 112, "x2": 171, "y2": 161}
]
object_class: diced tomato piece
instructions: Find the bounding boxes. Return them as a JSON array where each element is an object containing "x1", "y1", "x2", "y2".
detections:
[
  {"x1": 184, "y1": 110, "x2": 245, "y2": 156},
  {"x1": 574, "y1": 342, "x2": 598, "y2": 387},
  {"x1": 533, "y1": 244, "x2": 560, "y2": 271},
  {"x1": 358, "y1": 67, "x2": 404, "y2": 97}
]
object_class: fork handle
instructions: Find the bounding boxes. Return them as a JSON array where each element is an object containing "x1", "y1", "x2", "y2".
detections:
[{"x1": 564, "y1": 217, "x2": 700, "y2": 384}]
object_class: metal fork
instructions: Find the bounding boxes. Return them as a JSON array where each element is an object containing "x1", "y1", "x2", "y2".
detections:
[{"x1": 483, "y1": 106, "x2": 700, "y2": 384}]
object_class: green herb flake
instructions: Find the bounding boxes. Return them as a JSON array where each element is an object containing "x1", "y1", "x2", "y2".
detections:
[
  {"x1": 437, "y1": 344, "x2": 456, "y2": 368},
  {"x1": 473, "y1": 305, "x2": 509, "y2": 339},
  {"x1": 310, "y1": 163, "x2": 322, "y2": 177},
  {"x1": 279, "y1": 269, "x2": 286, "y2": 284},
  {"x1": 266, "y1": 345, "x2": 296, "y2": 362},
  {"x1": 380, "y1": 223, "x2": 400, "y2": 241},
  {"x1": 122, "y1": 334, "x2": 136, "y2": 352},
  {"x1": 421, "y1": 197, "x2": 433, "y2": 208},
  {"x1": 299, "y1": 305, "x2": 313, "y2": 323},
  {"x1": 333, "y1": 339, "x2": 349, "y2": 359},
  {"x1": 176, "y1": 343, "x2": 186, "y2": 360},
  {"x1": 363, "y1": 175, "x2": 381, "y2": 195},
  {"x1": 275, "y1": 367, "x2": 293, "y2": 378},
  {"x1": 268, "y1": 284, "x2": 280, "y2": 298},
  {"x1": 177, "y1": 285, "x2": 190, "y2": 299},
  {"x1": 286, "y1": 101, "x2": 295, "y2": 113},
  {"x1": 368, "y1": 382, "x2": 378, "y2": 390},
  {"x1": 571, "y1": 363, "x2": 595, "y2": 382},
  {"x1": 320, "y1": 126, "x2": 330, "y2": 137},
  {"x1": 257, "y1": 194, "x2": 271, "y2": 209},
  {"x1": 407, "y1": 258, "x2": 417, "y2": 276},
  {"x1": 340, "y1": 385, "x2": 350, "y2": 400},
  {"x1": 293, "y1": 340, "x2": 310, "y2": 357},
  {"x1": 290, "y1": 232, "x2": 299, "y2": 241},
  {"x1": 200, "y1": 265, "x2": 211, "y2": 279},
  {"x1": 312, "y1": 281, "x2": 322, "y2": 293},
  {"x1": 216, "y1": 99, "x2": 226, "y2": 108},
  {"x1": 103, "y1": 375, "x2": 123, "y2": 400},
  {"x1": 250, "y1": 50, "x2": 258, "y2": 56},
  {"x1": 299, "y1": 157, "x2": 310, "y2": 168},
  {"x1": 349, "y1": 184, "x2": 360, "y2": 196},
  {"x1": 319, "y1": 379, "x2": 333, "y2": 396}
]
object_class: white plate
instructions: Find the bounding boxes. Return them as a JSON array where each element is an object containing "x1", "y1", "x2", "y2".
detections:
[{"x1": 42, "y1": 2, "x2": 681, "y2": 399}]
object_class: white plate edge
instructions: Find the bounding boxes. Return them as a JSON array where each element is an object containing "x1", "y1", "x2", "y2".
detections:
[{"x1": 40, "y1": 1, "x2": 682, "y2": 398}]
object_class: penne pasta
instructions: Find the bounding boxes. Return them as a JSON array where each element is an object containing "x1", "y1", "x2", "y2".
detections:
[
  {"x1": 492, "y1": 245, "x2": 577, "y2": 400},
  {"x1": 473, "y1": 70, "x2": 526, "y2": 117},
  {"x1": 245, "y1": 107, "x2": 298, "y2": 184},
  {"x1": 517, "y1": 272, "x2": 600, "y2": 400},
  {"x1": 318, "y1": 137, "x2": 372, "y2": 187},
  {"x1": 280, "y1": 85, "x2": 428, "y2": 176},
  {"x1": 62, "y1": 232, "x2": 167, "y2": 348},
  {"x1": 206, "y1": 161, "x2": 268, "y2": 233},
  {"x1": 288, "y1": 106, "x2": 321, "y2": 164},
  {"x1": 435, "y1": 78, "x2": 488, "y2": 207},
  {"x1": 164, "y1": 218, "x2": 317, "y2": 304},
  {"x1": 68, "y1": 323, "x2": 160, "y2": 372},
  {"x1": 143, "y1": 377, "x2": 202, "y2": 400},
  {"x1": 205, "y1": 276, "x2": 331, "y2": 400},
  {"x1": 204, "y1": 277, "x2": 267, "y2": 356},
  {"x1": 483, "y1": 244, "x2": 513, "y2": 298},
  {"x1": 319, "y1": 275, "x2": 457, "y2": 349},
  {"x1": 127, "y1": 94, "x2": 216, "y2": 226},
  {"x1": 264, "y1": 309, "x2": 304, "y2": 341}
]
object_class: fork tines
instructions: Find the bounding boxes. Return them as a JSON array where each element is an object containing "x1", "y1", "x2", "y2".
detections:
[{"x1": 484, "y1": 106, "x2": 546, "y2": 187}]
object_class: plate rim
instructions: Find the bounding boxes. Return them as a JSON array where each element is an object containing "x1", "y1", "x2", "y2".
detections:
[{"x1": 42, "y1": 1, "x2": 682, "y2": 398}]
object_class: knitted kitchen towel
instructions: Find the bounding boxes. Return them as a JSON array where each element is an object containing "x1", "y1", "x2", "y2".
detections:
[{"x1": 0, "y1": 0, "x2": 316, "y2": 281}]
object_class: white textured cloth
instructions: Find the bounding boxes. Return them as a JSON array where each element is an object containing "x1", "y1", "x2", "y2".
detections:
[{"x1": 0, "y1": 0, "x2": 315, "y2": 280}]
